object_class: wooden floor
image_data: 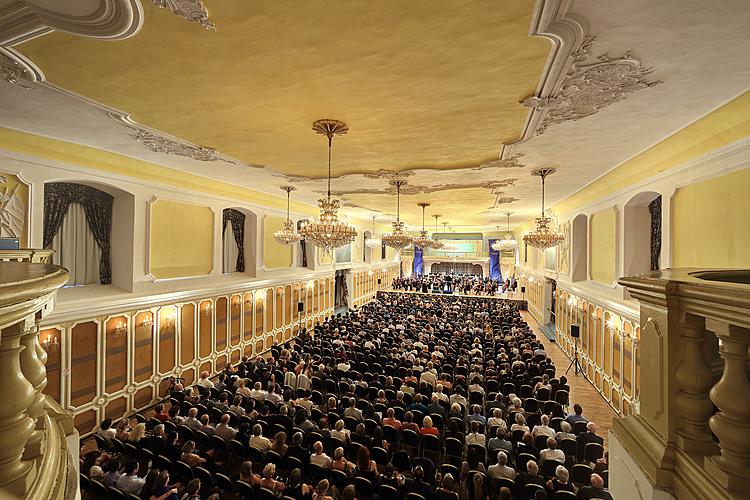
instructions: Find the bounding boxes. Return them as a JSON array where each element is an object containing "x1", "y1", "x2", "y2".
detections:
[{"x1": 522, "y1": 311, "x2": 616, "y2": 446}]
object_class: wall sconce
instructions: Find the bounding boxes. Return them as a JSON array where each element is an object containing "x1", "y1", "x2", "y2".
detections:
[
  {"x1": 368, "y1": 270, "x2": 373, "y2": 276},
  {"x1": 112, "y1": 320, "x2": 128, "y2": 339},
  {"x1": 160, "y1": 310, "x2": 176, "y2": 333},
  {"x1": 606, "y1": 318, "x2": 619, "y2": 333},
  {"x1": 141, "y1": 316, "x2": 153, "y2": 331},
  {"x1": 41, "y1": 335, "x2": 59, "y2": 353},
  {"x1": 204, "y1": 302, "x2": 213, "y2": 316}
]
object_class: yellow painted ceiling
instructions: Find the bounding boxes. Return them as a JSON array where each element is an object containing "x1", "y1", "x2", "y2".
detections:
[
  {"x1": 17, "y1": 0, "x2": 549, "y2": 179},
  {"x1": 15, "y1": 0, "x2": 551, "y2": 227}
]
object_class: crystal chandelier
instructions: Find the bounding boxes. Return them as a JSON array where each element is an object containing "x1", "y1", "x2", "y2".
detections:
[
  {"x1": 493, "y1": 212, "x2": 518, "y2": 250},
  {"x1": 431, "y1": 214, "x2": 444, "y2": 249},
  {"x1": 298, "y1": 119, "x2": 357, "y2": 254},
  {"x1": 365, "y1": 215, "x2": 382, "y2": 248},
  {"x1": 413, "y1": 202, "x2": 433, "y2": 249},
  {"x1": 274, "y1": 185, "x2": 302, "y2": 245},
  {"x1": 382, "y1": 179, "x2": 414, "y2": 250},
  {"x1": 524, "y1": 168, "x2": 564, "y2": 249}
]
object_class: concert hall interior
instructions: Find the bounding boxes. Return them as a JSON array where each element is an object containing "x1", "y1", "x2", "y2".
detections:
[{"x1": 0, "y1": 1, "x2": 749, "y2": 499}]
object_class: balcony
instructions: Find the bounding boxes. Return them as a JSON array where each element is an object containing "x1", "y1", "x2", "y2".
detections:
[
  {"x1": 0, "y1": 249, "x2": 54, "y2": 264},
  {"x1": 613, "y1": 268, "x2": 750, "y2": 499},
  {"x1": 0, "y1": 255, "x2": 74, "y2": 498}
]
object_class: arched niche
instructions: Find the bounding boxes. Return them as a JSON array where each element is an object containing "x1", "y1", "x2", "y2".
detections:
[
  {"x1": 43, "y1": 180, "x2": 135, "y2": 291},
  {"x1": 624, "y1": 191, "x2": 661, "y2": 278},
  {"x1": 222, "y1": 207, "x2": 257, "y2": 276},
  {"x1": 571, "y1": 213, "x2": 587, "y2": 282}
]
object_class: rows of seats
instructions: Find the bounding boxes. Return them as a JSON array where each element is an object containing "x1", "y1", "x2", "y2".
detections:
[{"x1": 79, "y1": 291, "x2": 610, "y2": 500}]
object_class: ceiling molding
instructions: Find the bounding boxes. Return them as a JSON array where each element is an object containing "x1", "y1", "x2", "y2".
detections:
[
  {"x1": 152, "y1": 0, "x2": 215, "y2": 31},
  {"x1": 109, "y1": 112, "x2": 232, "y2": 163},
  {"x1": 0, "y1": 0, "x2": 143, "y2": 46},
  {"x1": 503, "y1": 0, "x2": 661, "y2": 148},
  {"x1": 501, "y1": 0, "x2": 587, "y2": 155},
  {"x1": 520, "y1": 35, "x2": 662, "y2": 135}
]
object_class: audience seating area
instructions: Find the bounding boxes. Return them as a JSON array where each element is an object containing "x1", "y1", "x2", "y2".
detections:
[{"x1": 78, "y1": 292, "x2": 611, "y2": 500}]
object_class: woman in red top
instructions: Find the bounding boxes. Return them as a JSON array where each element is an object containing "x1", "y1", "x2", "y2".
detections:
[{"x1": 420, "y1": 416, "x2": 440, "y2": 436}]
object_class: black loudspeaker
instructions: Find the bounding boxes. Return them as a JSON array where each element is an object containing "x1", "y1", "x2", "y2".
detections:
[
  {"x1": 297, "y1": 302, "x2": 304, "y2": 312},
  {"x1": 521, "y1": 286, "x2": 526, "y2": 293},
  {"x1": 571, "y1": 324, "x2": 580, "y2": 338},
  {"x1": 378, "y1": 279, "x2": 382, "y2": 285}
]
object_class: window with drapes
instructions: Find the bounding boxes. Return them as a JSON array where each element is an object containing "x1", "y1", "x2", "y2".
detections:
[
  {"x1": 222, "y1": 208, "x2": 246, "y2": 273},
  {"x1": 43, "y1": 182, "x2": 112, "y2": 285}
]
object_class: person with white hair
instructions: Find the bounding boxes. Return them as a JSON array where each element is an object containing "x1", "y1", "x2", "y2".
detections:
[
  {"x1": 576, "y1": 473, "x2": 612, "y2": 500},
  {"x1": 539, "y1": 437, "x2": 565, "y2": 464},
  {"x1": 195, "y1": 371, "x2": 214, "y2": 390},
  {"x1": 531, "y1": 414, "x2": 556, "y2": 439},
  {"x1": 433, "y1": 383, "x2": 449, "y2": 403},
  {"x1": 518, "y1": 460, "x2": 547, "y2": 492},
  {"x1": 487, "y1": 408, "x2": 507, "y2": 431},
  {"x1": 310, "y1": 441, "x2": 332, "y2": 469},
  {"x1": 510, "y1": 413, "x2": 529, "y2": 434},
  {"x1": 487, "y1": 451, "x2": 516, "y2": 480},
  {"x1": 546, "y1": 465, "x2": 576, "y2": 494},
  {"x1": 555, "y1": 420, "x2": 576, "y2": 442}
]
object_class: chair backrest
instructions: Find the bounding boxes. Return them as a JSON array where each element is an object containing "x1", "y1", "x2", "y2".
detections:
[
  {"x1": 559, "y1": 438, "x2": 577, "y2": 457},
  {"x1": 552, "y1": 491, "x2": 577, "y2": 500},
  {"x1": 195, "y1": 466, "x2": 214, "y2": 488},
  {"x1": 108, "y1": 487, "x2": 128, "y2": 500},
  {"x1": 534, "y1": 434, "x2": 550, "y2": 450},
  {"x1": 571, "y1": 463, "x2": 593, "y2": 486},
  {"x1": 354, "y1": 476, "x2": 374, "y2": 497},
  {"x1": 422, "y1": 433, "x2": 440, "y2": 451},
  {"x1": 378, "y1": 484, "x2": 401, "y2": 500},
  {"x1": 330, "y1": 469, "x2": 349, "y2": 489},
  {"x1": 90, "y1": 479, "x2": 108, "y2": 499},
  {"x1": 236, "y1": 480, "x2": 257, "y2": 500},
  {"x1": 214, "y1": 472, "x2": 234, "y2": 492},
  {"x1": 259, "y1": 487, "x2": 277, "y2": 500},
  {"x1": 523, "y1": 483, "x2": 545, "y2": 500},
  {"x1": 372, "y1": 446, "x2": 389, "y2": 466},
  {"x1": 584, "y1": 442, "x2": 605, "y2": 462},
  {"x1": 516, "y1": 453, "x2": 536, "y2": 472},
  {"x1": 573, "y1": 421, "x2": 588, "y2": 435},
  {"x1": 175, "y1": 460, "x2": 194, "y2": 482},
  {"x1": 405, "y1": 493, "x2": 427, "y2": 500}
]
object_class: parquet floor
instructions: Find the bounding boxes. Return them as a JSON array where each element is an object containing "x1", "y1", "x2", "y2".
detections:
[{"x1": 522, "y1": 311, "x2": 616, "y2": 446}]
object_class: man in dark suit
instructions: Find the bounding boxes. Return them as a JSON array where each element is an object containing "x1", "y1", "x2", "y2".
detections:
[
  {"x1": 576, "y1": 473, "x2": 613, "y2": 500},
  {"x1": 427, "y1": 395, "x2": 446, "y2": 420},
  {"x1": 576, "y1": 422, "x2": 604, "y2": 460}
]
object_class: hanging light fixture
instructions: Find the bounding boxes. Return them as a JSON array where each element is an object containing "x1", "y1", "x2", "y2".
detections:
[
  {"x1": 413, "y1": 202, "x2": 433, "y2": 249},
  {"x1": 274, "y1": 185, "x2": 302, "y2": 245},
  {"x1": 524, "y1": 168, "x2": 564, "y2": 249},
  {"x1": 382, "y1": 179, "x2": 413, "y2": 250},
  {"x1": 299, "y1": 119, "x2": 357, "y2": 253},
  {"x1": 431, "y1": 214, "x2": 444, "y2": 249},
  {"x1": 365, "y1": 215, "x2": 382, "y2": 248},
  {"x1": 493, "y1": 212, "x2": 518, "y2": 251}
]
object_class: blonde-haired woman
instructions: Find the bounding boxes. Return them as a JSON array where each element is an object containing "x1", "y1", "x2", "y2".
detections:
[
  {"x1": 312, "y1": 479, "x2": 333, "y2": 500},
  {"x1": 260, "y1": 463, "x2": 285, "y2": 493},
  {"x1": 127, "y1": 423, "x2": 146, "y2": 442},
  {"x1": 420, "y1": 415, "x2": 440, "y2": 437}
]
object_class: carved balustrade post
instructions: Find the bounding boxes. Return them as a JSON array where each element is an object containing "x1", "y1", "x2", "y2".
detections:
[
  {"x1": 0, "y1": 322, "x2": 36, "y2": 494},
  {"x1": 705, "y1": 319, "x2": 750, "y2": 492},
  {"x1": 19, "y1": 320, "x2": 48, "y2": 459},
  {"x1": 674, "y1": 312, "x2": 719, "y2": 456}
]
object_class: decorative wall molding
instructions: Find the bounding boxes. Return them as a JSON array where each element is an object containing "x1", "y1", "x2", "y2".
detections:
[
  {"x1": 152, "y1": 0, "x2": 215, "y2": 31},
  {"x1": 521, "y1": 35, "x2": 662, "y2": 135},
  {"x1": 0, "y1": 0, "x2": 143, "y2": 46},
  {"x1": 0, "y1": 47, "x2": 39, "y2": 87}
]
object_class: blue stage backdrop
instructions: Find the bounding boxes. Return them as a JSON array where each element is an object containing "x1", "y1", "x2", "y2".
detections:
[
  {"x1": 413, "y1": 246, "x2": 424, "y2": 275},
  {"x1": 488, "y1": 239, "x2": 502, "y2": 281}
]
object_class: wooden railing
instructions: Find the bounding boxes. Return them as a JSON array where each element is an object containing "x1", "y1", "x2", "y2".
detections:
[
  {"x1": 614, "y1": 269, "x2": 750, "y2": 499},
  {"x1": 0, "y1": 257, "x2": 73, "y2": 498}
]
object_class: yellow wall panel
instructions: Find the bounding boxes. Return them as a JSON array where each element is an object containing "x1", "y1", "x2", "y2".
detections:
[
  {"x1": 590, "y1": 208, "x2": 616, "y2": 284},
  {"x1": 673, "y1": 167, "x2": 750, "y2": 268},
  {"x1": 263, "y1": 216, "x2": 293, "y2": 269},
  {"x1": 149, "y1": 199, "x2": 213, "y2": 279}
]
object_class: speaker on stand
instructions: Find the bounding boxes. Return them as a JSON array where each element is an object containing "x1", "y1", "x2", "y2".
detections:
[{"x1": 566, "y1": 324, "x2": 585, "y2": 377}]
